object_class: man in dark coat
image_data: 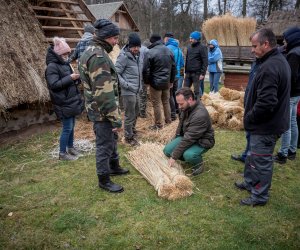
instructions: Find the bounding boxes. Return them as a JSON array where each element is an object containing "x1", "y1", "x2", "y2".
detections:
[
  {"x1": 143, "y1": 34, "x2": 176, "y2": 130},
  {"x1": 163, "y1": 88, "x2": 215, "y2": 176},
  {"x1": 274, "y1": 26, "x2": 300, "y2": 164},
  {"x1": 235, "y1": 28, "x2": 291, "y2": 206},
  {"x1": 184, "y1": 31, "x2": 208, "y2": 99}
]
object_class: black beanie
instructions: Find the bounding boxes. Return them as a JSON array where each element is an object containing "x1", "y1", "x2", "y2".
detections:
[
  {"x1": 128, "y1": 33, "x2": 141, "y2": 48},
  {"x1": 150, "y1": 34, "x2": 161, "y2": 43},
  {"x1": 164, "y1": 32, "x2": 174, "y2": 38},
  {"x1": 94, "y1": 19, "x2": 120, "y2": 40},
  {"x1": 84, "y1": 24, "x2": 95, "y2": 34}
]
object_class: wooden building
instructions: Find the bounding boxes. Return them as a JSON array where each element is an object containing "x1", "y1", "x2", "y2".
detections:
[
  {"x1": 29, "y1": 0, "x2": 96, "y2": 48},
  {"x1": 86, "y1": 1, "x2": 139, "y2": 44}
]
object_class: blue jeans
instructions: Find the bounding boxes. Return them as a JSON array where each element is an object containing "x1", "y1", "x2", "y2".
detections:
[
  {"x1": 209, "y1": 72, "x2": 221, "y2": 93},
  {"x1": 93, "y1": 121, "x2": 119, "y2": 175},
  {"x1": 243, "y1": 134, "x2": 278, "y2": 203},
  {"x1": 59, "y1": 117, "x2": 75, "y2": 153},
  {"x1": 177, "y1": 76, "x2": 184, "y2": 89},
  {"x1": 279, "y1": 96, "x2": 300, "y2": 156}
]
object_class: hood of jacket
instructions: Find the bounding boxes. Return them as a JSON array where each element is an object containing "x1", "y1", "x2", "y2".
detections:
[
  {"x1": 209, "y1": 39, "x2": 219, "y2": 48},
  {"x1": 148, "y1": 40, "x2": 164, "y2": 49},
  {"x1": 46, "y1": 46, "x2": 67, "y2": 65},
  {"x1": 81, "y1": 32, "x2": 94, "y2": 41},
  {"x1": 166, "y1": 38, "x2": 179, "y2": 48},
  {"x1": 283, "y1": 26, "x2": 300, "y2": 51}
]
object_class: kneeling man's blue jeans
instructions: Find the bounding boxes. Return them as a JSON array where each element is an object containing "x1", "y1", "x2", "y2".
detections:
[{"x1": 163, "y1": 136, "x2": 207, "y2": 168}]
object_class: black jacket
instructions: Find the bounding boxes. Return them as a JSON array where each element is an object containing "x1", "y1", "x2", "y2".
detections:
[
  {"x1": 244, "y1": 48, "x2": 291, "y2": 135},
  {"x1": 185, "y1": 41, "x2": 208, "y2": 75},
  {"x1": 172, "y1": 100, "x2": 215, "y2": 160},
  {"x1": 45, "y1": 46, "x2": 83, "y2": 120},
  {"x1": 143, "y1": 41, "x2": 176, "y2": 90}
]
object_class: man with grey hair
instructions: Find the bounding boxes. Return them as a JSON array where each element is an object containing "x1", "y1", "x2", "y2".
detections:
[{"x1": 235, "y1": 28, "x2": 291, "y2": 206}]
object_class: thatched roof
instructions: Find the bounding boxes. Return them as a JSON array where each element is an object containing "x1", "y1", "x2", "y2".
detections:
[
  {"x1": 0, "y1": 0, "x2": 49, "y2": 111},
  {"x1": 262, "y1": 9, "x2": 300, "y2": 36}
]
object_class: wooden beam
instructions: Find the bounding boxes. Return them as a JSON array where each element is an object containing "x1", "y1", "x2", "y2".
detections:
[
  {"x1": 38, "y1": 0, "x2": 79, "y2": 4},
  {"x1": 35, "y1": 15, "x2": 91, "y2": 22},
  {"x1": 60, "y1": 3, "x2": 83, "y2": 36},
  {"x1": 31, "y1": 6, "x2": 84, "y2": 14},
  {"x1": 42, "y1": 26, "x2": 84, "y2": 31}
]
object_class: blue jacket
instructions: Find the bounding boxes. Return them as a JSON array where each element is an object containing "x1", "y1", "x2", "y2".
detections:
[
  {"x1": 166, "y1": 38, "x2": 184, "y2": 79},
  {"x1": 208, "y1": 39, "x2": 223, "y2": 73}
]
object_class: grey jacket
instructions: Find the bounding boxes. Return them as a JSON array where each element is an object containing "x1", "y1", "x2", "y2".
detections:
[
  {"x1": 115, "y1": 45, "x2": 142, "y2": 96},
  {"x1": 172, "y1": 100, "x2": 215, "y2": 160}
]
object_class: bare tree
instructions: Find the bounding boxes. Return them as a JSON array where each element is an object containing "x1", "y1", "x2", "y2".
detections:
[
  {"x1": 242, "y1": 0, "x2": 247, "y2": 16},
  {"x1": 296, "y1": 0, "x2": 300, "y2": 8},
  {"x1": 203, "y1": 0, "x2": 208, "y2": 20}
]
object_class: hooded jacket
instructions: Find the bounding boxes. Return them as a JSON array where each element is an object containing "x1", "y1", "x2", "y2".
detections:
[
  {"x1": 115, "y1": 45, "x2": 143, "y2": 96},
  {"x1": 45, "y1": 46, "x2": 83, "y2": 120},
  {"x1": 171, "y1": 100, "x2": 215, "y2": 160},
  {"x1": 208, "y1": 39, "x2": 223, "y2": 73},
  {"x1": 244, "y1": 48, "x2": 291, "y2": 135},
  {"x1": 143, "y1": 40, "x2": 176, "y2": 90},
  {"x1": 69, "y1": 32, "x2": 94, "y2": 61},
  {"x1": 283, "y1": 26, "x2": 300, "y2": 97},
  {"x1": 166, "y1": 38, "x2": 184, "y2": 79}
]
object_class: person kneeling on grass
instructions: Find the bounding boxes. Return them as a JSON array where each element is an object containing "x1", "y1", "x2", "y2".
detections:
[{"x1": 163, "y1": 87, "x2": 215, "y2": 175}]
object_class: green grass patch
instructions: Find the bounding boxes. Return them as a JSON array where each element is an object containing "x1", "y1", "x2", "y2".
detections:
[{"x1": 0, "y1": 129, "x2": 299, "y2": 249}]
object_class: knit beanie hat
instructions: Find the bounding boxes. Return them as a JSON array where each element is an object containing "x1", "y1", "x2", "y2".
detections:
[
  {"x1": 150, "y1": 34, "x2": 161, "y2": 43},
  {"x1": 53, "y1": 37, "x2": 71, "y2": 55},
  {"x1": 128, "y1": 33, "x2": 141, "y2": 48},
  {"x1": 190, "y1": 31, "x2": 202, "y2": 41},
  {"x1": 283, "y1": 26, "x2": 300, "y2": 51},
  {"x1": 94, "y1": 19, "x2": 120, "y2": 40},
  {"x1": 84, "y1": 23, "x2": 95, "y2": 34},
  {"x1": 164, "y1": 32, "x2": 174, "y2": 38}
]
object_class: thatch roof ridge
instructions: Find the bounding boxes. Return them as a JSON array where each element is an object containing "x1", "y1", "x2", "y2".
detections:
[
  {"x1": 0, "y1": 0, "x2": 49, "y2": 111},
  {"x1": 262, "y1": 9, "x2": 300, "y2": 36}
]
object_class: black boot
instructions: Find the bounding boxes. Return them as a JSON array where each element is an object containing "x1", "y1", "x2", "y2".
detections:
[
  {"x1": 110, "y1": 159, "x2": 129, "y2": 176},
  {"x1": 97, "y1": 174, "x2": 124, "y2": 193}
]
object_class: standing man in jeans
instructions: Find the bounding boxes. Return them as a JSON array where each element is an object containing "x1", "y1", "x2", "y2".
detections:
[
  {"x1": 274, "y1": 26, "x2": 300, "y2": 164},
  {"x1": 184, "y1": 31, "x2": 208, "y2": 99},
  {"x1": 79, "y1": 19, "x2": 129, "y2": 193},
  {"x1": 235, "y1": 28, "x2": 291, "y2": 206}
]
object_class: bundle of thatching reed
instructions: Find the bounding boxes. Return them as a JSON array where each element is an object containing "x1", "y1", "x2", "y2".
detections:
[
  {"x1": 201, "y1": 87, "x2": 245, "y2": 130},
  {"x1": 128, "y1": 142, "x2": 193, "y2": 200},
  {"x1": 202, "y1": 14, "x2": 257, "y2": 46},
  {"x1": 235, "y1": 18, "x2": 256, "y2": 46}
]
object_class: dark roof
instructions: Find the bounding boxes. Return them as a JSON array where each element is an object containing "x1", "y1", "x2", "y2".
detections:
[
  {"x1": 262, "y1": 9, "x2": 300, "y2": 36},
  {"x1": 87, "y1": 1, "x2": 139, "y2": 31}
]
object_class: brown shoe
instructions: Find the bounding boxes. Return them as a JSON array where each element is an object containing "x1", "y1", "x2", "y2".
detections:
[{"x1": 125, "y1": 137, "x2": 140, "y2": 147}]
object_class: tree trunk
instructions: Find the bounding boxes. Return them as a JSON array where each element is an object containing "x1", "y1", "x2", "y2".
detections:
[
  {"x1": 224, "y1": 0, "x2": 227, "y2": 14},
  {"x1": 296, "y1": 0, "x2": 300, "y2": 9},
  {"x1": 203, "y1": 0, "x2": 208, "y2": 20},
  {"x1": 218, "y1": 0, "x2": 222, "y2": 15},
  {"x1": 242, "y1": 0, "x2": 247, "y2": 17}
]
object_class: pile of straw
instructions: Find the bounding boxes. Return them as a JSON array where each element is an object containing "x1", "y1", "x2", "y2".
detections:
[
  {"x1": 202, "y1": 14, "x2": 256, "y2": 46},
  {"x1": 202, "y1": 87, "x2": 244, "y2": 130},
  {"x1": 128, "y1": 142, "x2": 194, "y2": 200}
]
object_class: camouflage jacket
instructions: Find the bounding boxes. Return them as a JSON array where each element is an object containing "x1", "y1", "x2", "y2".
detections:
[{"x1": 79, "y1": 39, "x2": 122, "y2": 128}]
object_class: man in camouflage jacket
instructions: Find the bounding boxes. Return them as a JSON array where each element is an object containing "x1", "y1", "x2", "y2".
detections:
[{"x1": 79, "y1": 19, "x2": 128, "y2": 193}]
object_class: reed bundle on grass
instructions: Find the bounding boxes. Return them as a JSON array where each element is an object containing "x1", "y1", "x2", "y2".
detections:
[
  {"x1": 128, "y1": 142, "x2": 193, "y2": 200},
  {"x1": 219, "y1": 87, "x2": 242, "y2": 101},
  {"x1": 235, "y1": 18, "x2": 256, "y2": 46},
  {"x1": 206, "y1": 106, "x2": 219, "y2": 123}
]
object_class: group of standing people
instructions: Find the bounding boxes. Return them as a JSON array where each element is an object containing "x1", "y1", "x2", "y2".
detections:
[{"x1": 44, "y1": 17, "x2": 299, "y2": 207}]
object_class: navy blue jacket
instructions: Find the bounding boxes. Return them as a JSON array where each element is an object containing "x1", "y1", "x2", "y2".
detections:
[{"x1": 244, "y1": 48, "x2": 291, "y2": 135}]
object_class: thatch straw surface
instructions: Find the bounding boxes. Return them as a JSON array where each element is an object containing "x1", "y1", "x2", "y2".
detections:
[
  {"x1": 202, "y1": 14, "x2": 256, "y2": 46},
  {"x1": 128, "y1": 142, "x2": 193, "y2": 200},
  {"x1": 0, "y1": 0, "x2": 49, "y2": 111}
]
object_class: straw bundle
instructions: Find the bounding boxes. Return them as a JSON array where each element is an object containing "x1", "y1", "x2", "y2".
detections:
[
  {"x1": 219, "y1": 87, "x2": 242, "y2": 101},
  {"x1": 222, "y1": 13, "x2": 238, "y2": 46},
  {"x1": 206, "y1": 105, "x2": 219, "y2": 123},
  {"x1": 128, "y1": 142, "x2": 193, "y2": 200},
  {"x1": 235, "y1": 18, "x2": 256, "y2": 46},
  {"x1": 228, "y1": 116, "x2": 243, "y2": 130}
]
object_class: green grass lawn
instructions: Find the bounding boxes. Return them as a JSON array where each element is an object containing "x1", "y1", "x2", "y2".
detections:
[{"x1": 0, "y1": 128, "x2": 299, "y2": 249}]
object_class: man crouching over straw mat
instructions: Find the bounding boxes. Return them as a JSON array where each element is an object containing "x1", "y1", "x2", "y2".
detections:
[{"x1": 164, "y1": 87, "x2": 215, "y2": 175}]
